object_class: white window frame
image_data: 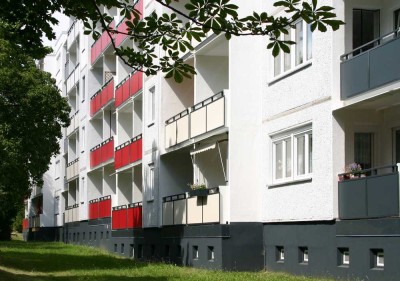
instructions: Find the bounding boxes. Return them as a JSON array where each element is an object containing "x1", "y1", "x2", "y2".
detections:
[
  {"x1": 146, "y1": 164, "x2": 155, "y2": 201},
  {"x1": 376, "y1": 251, "x2": 384, "y2": 267},
  {"x1": 273, "y1": 20, "x2": 312, "y2": 78},
  {"x1": 147, "y1": 86, "x2": 156, "y2": 126},
  {"x1": 81, "y1": 76, "x2": 86, "y2": 102},
  {"x1": 55, "y1": 160, "x2": 61, "y2": 179},
  {"x1": 303, "y1": 248, "x2": 309, "y2": 262},
  {"x1": 342, "y1": 250, "x2": 350, "y2": 265},
  {"x1": 271, "y1": 125, "x2": 312, "y2": 184},
  {"x1": 81, "y1": 126, "x2": 85, "y2": 153}
]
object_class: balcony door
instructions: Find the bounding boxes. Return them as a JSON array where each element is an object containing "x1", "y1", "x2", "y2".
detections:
[
  {"x1": 353, "y1": 9, "x2": 380, "y2": 53},
  {"x1": 354, "y1": 132, "x2": 374, "y2": 171},
  {"x1": 393, "y1": 128, "x2": 400, "y2": 164}
]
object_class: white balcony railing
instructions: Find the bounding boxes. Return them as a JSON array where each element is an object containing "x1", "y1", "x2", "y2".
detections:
[
  {"x1": 66, "y1": 63, "x2": 80, "y2": 94},
  {"x1": 162, "y1": 186, "x2": 229, "y2": 226},
  {"x1": 66, "y1": 110, "x2": 79, "y2": 136},
  {"x1": 165, "y1": 91, "x2": 227, "y2": 149},
  {"x1": 64, "y1": 204, "x2": 80, "y2": 223},
  {"x1": 67, "y1": 21, "x2": 79, "y2": 50},
  {"x1": 66, "y1": 158, "x2": 79, "y2": 181}
]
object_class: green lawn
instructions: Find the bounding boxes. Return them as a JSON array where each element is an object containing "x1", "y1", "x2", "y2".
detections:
[{"x1": 0, "y1": 238, "x2": 334, "y2": 281}]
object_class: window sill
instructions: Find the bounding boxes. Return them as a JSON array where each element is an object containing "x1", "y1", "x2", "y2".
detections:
[
  {"x1": 268, "y1": 60, "x2": 312, "y2": 86},
  {"x1": 268, "y1": 177, "x2": 312, "y2": 188}
]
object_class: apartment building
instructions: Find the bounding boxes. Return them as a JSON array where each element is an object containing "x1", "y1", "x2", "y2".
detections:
[{"x1": 22, "y1": 0, "x2": 400, "y2": 280}]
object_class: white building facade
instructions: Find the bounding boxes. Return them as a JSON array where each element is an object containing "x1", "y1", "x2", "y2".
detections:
[{"x1": 23, "y1": 0, "x2": 400, "y2": 279}]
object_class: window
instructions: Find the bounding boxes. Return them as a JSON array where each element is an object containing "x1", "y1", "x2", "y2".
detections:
[
  {"x1": 55, "y1": 160, "x2": 61, "y2": 179},
  {"x1": 147, "y1": 86, "x2": 155, "y2": 125},
  {"x1": 81, "y1": 76, "x2": 86, "y2": 102},
  {"x1": 395, "y1": 9, "x2": 400, "y2": 30},
  {"x1": 272, "y1": 126, "x2": 312, "y2": 183},
  {"x1": 371, "y1": 249, "x2": 384, "y2": 269},
  {"x1": 276, "y1": 246, "x2": 284, "y2": 262},
  {"x1": 146, "y1": 164, "x2": 155, "y2": 201},
  {"x1": 338, "y1": 248, "x2": 349, "y2": 266},
  {"x1": 193, "y1": 246, "x2": 199, "y2": 260},
  {"x1": 274, "y1": 21, "x2": 312, "y2": 77},
  {"x1": 353, "y1": 9, "x2": 380, "y2": 53},
  {"x1": 208, "y1": 246, "x2": 215, "y2": 261},
  {"x1": 81, "y1": 126, "x2": 85, "y2": 153},
  {"x1": 299, "y1": 247, "x2": 308, "y2": 263},
  {"x1": 54, "y1": 196, "x2": 60, "y2": 215}
]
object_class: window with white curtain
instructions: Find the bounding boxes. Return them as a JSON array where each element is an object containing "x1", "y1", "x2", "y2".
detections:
[{"x1": 272, "y1": 125, "x2": 312, "y2": 183}]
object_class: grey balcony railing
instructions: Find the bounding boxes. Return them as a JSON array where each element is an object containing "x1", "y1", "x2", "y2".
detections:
[
  {"x1": 340, "y1": 28, "x2": 400, "y2": 100},
  {"x1": 338, "y1": 164, "x2": 400, "y2": 219}
]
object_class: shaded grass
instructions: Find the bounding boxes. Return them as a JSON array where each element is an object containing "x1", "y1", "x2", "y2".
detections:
[{"x1": 0, "y1": 240, "x2": 334, "y2": 281}]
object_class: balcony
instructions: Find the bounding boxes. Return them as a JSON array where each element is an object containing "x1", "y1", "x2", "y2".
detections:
[
  {"x1": 64, "y1": 204, "x2": 80, "y2": 224},
  {"x1": 66, "y1": 158, "x2": 79, "y2": 181},
  {"x1": 115, "y1": 0, "x2": 143, "y2": 47},
  {"x1": 88, "y1": 195, "x2": 112, "y2": 220},
  {"x1": 165, "y1": 91, "x2": 226, "y2": 149},
  {"x1": 90, "y1": 78, "x2": 114, "y2": 117},
  {"x1": 66, "y1": 110, "x2": 79, "y2": 136},
  {"x1": 162, "y1": 187, "x2": 225, "y2": 226},
  {"x1": 338, "y1": 164, "x2": 400, "y2": 219},
  {"x1": 114, "y1": 134, "x2": 142, "y2": 170},
  {"x1": 29, "y1": 215, "x2": 40, "y2": 228},
  {"x1": 91, "y1": 21, "x2": 115, "y2": 65},
  {"x1": 67, "y1": 20, "x2": 78, "y2": 50},
  {"x1": 90, "y1": 137, "x2": 114, "y2": 169},
  {"x1": 111, "y1": 202, "x2": 142, "y2": 230},
  {"x1": 115, "y1": 71, "x2": 143, "y2": 107},
  {"x1": 341, "y1": 29, "x2": 400, "y2": 99},
  {"x1": 66, "y1": 63, "x2": 80, "y2": 94}
]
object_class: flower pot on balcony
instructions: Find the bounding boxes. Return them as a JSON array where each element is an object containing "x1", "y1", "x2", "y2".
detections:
[{"x1": 189, "y1": 189, "x2": 209, "y2": 197}]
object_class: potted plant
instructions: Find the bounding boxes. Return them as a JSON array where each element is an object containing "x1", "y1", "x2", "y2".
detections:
[
  {"x1": 188, "y1": 183, "x2": 209, "y2": 197},
  {"x1": 347, "y1": 163, "x2": 363, "y2": 178}
]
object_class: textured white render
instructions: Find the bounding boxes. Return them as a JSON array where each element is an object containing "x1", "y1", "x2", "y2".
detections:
[
  {"x1": 227, "y1": 1, "x2": 264, "y2": 222},
  {"x1": 262, "y1": 0, "x2": 336, "y2": 222}
]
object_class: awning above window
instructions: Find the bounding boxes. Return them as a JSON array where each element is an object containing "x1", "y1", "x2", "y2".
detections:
[{"x1": 190, "y1": 143, "x2": 216, "y2": 156}]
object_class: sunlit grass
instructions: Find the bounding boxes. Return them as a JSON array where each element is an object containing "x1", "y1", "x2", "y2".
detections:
[{"x1": 0, "y1": 239, "x2": 334, "y2": 281}]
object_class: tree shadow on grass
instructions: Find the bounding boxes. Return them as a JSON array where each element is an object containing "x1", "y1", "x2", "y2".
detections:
[{"x1": 0, "y1": 269, "x2": 169, "y2": 281}]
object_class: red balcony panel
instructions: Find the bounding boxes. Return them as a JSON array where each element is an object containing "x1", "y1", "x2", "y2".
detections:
[
  {"x1": 101, "y1": 139, "x2": 114, "y2": 163},
  {"x1": 122, "y1": 78, "x2": 130, "y2": 102},
  {"x1": 22, "y1": 218, "x2": 29, "y2": 230},
  {"x1": 89, "y1": 200, "x2": 99, "y2": 220},
  {"x1": 91, "y1": 39, "x2": 102, "y2": 65},
  {"x1": 90, "y1": 97, "x2": 96, "y2": 117},
  {"x1": 121, "y1": 145, "x2": 130, "y2": 167},
  {"x1": 137, "y1": 0, "x2": 144, "y2": 18},
  {"x1": 134, "y1": 206, "x2": 142, "y2": 228},
  {"x1": 114, "y1": 149, "x2": 122, "y2": 169},
  {"x1": 116, "y1": 20, "x2": 128, "y2": 47},
  {"x1": 127, "y1": 205, "x2": 142, "y2": 228},
  {"x1": 106, "y1": 79, "x2": 114, "y2": 105},
  {"x1": 112, "y1": 209, "x2": 118, "y2": 229},
  {"x1": 129, "y1": 71, "x2": 142, "y2": 97},
  {"x1": 127, "y1": 207, "x2": 134, "y2": 228},
  {"x1": 119, "y1": 208, "x2": 128, "y2": 229},
  {"x1": 95, "y1": 94, "x2": 101, "y2": 114},
  {"x1": 129, "y1": 138, "x2": 142, "y2": 163},
  {"x1": 115, "y1": 86, "x2": 123, "y2": 108},
  {"x1": 101, "y1": 198, "x2": 112, "y2": 218}
]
